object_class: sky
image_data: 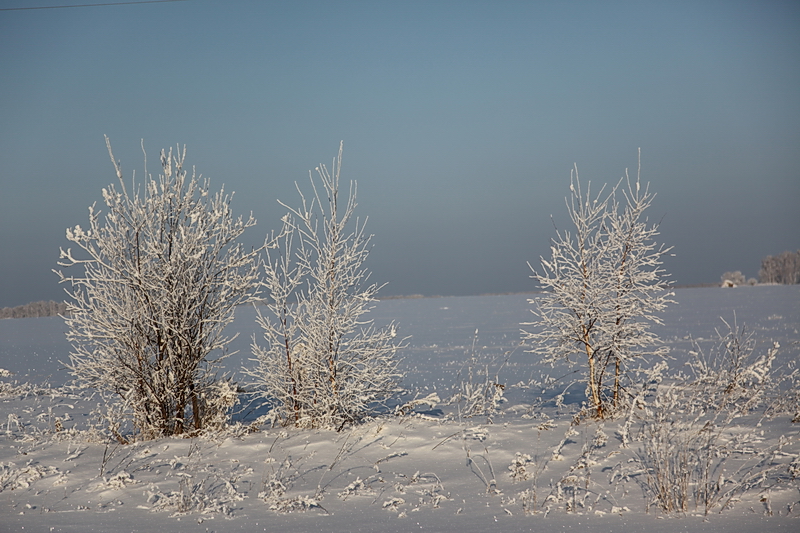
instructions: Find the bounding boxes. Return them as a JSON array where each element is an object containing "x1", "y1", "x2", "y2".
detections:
[{"x1": 1, "y1": 0, "x2": 798, "y2": 307}]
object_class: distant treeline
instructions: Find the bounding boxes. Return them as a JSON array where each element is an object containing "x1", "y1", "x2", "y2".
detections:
[
  {"x1": 6, "y1": 251, "x2": 800, "y2": 317},
  {"x1": 721, "y1": 249, "x2": 800, "y2": 287},
  {"x1": 759, "y1": 250, "x2": 800, "y2": 285},
  {"x1": 0, "y1": 300, "x2": 68, "y2": 319}
]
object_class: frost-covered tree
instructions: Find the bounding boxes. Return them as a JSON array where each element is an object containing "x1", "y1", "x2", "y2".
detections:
[
  {"x1": 55, "y1": 137, "x2": 260, "y2": 439},
  {"x1": 720, "y1": 271, "x2": 746, "y2": 287},
  {"x1": 759, "y1": 250, "x2": 800, "y2": 285},
  {"x1": 523, "y1": 154, "x2": 673, "y2": 419},
  {"x1": 249, "y1": 142, "x2": 401, "y2": 430}
]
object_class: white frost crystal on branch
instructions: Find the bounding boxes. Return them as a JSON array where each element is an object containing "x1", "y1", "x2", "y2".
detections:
[{"x1": 55, "y1": 137, "x2": 261, "y2": 439}]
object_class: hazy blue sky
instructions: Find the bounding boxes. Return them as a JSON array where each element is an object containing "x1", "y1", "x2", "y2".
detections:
[{"x1": 1, "y1": 0, "x2": 798, "y2": 307}]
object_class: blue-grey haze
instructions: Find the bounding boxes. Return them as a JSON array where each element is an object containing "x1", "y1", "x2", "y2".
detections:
[{"x1": 1, "y1": 0, "x2": 799, "y2": 307}]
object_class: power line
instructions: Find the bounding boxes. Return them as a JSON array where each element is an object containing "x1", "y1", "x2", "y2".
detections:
[{"x1": 0, "y1": 0, "x2": 189, "y2": 11}]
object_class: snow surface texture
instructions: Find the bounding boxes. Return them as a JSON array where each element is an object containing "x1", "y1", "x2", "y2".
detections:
[{"x1": 0, "y1": 286, "x2": 798, "y2": 532}]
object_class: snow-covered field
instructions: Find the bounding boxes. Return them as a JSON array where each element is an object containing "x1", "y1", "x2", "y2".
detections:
[{"x1": 1, "y1": 286, "x2": 798, "y2": 533}]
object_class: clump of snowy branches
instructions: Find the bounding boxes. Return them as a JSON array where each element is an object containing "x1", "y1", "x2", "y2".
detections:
[
  {"x1": 0, "y1": 369, "x2": 28, "y2": 399},
  {"x1": 633, "y1": 319, "x2": 792, "y2": 515},
  {"x1": 146, "y1": 473, "x2": 245, "y2": 518},
  {"x1": 720, "y1": 270, "x2": 754, "y2": 287},
  {"x1": 1, "y1": 462, "x2": 62, "y2": 493},
  {"x1": 524, "y1": 152, "x2": 673, "y2": 419},
  {"x1": 507, "y1": 452, "x2": 535, "y2": 483},
  {"x1": 544, "y1": 424, "x2": 614, "y2": 514},
  {"x1": 56, "y1": 137, "x2": 260, "y2": 440},
  {"x1": 249, "y1": 142, "x2": 402, "y2": 430},
  {"x1": 257, "y1": 449, "x2": 326, "y2": 513},
  {"x1": 448, "y1": 330, "x2": 510, "y2": 422}
]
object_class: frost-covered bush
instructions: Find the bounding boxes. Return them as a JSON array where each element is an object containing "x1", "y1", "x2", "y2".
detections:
[
  {"x1": 508, "y1": 452, "x2": 535, "y2": 483},
  {"x1": 524, "y1": 154, "x2": 672, "y2": 419},
  {"x1": 545, "y1": 424, "x2": 613, "y2": 514},
  {"x1": 0, "y1": 369, "x2": 26, "y2": 399},
  {"x1": 56, "y1": 137, "x2": 260, "y2": 439},
  {"x1": 1, "y1": 462, "x2": 61, "y2": 492},
  {"x1": 448, "y1": 330, "x2": 509, "y2": 421},
  {"x1": 249, "y1": 142, "x2": 402, "y2": 430},
  {"x1": 146, "y1": 473, "x2": 244, "y2": 517},
  {"x1": 634, "y1": 319, "x2": 789, "y2": 515},
  {"x1": 720, "y1": 271, "x2": 747, "y2": 287}
]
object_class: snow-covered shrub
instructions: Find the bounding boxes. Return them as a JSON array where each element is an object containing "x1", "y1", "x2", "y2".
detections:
[
  {"x1": 146, "y1": 473, "x2": 244, "y2": 517},
  {"x1": 56, "y1": 137, "x2": 261, "y2": 439},
  {"x1": 382, "y1": 496, "x2": 405, "y2": 512},
  {"x1": 634, "y1": 319, "x2": 787, "y2": 515},
  {"x1": 448, "y1": 330, "x2": 509, "y2": 421},
  {"x1": 518, "y1": 487, "x2": 540, "y2": 515},
  {"x1": 338, "y1": 476, "x2": 373, "y2": 500},
  {"x1": 720, "y1": 271, "x2": 746, "y2": 287},
  {"x1": 394, "y1": 392, "x2": 440, "y2": 418},
  {"x1": 267, "y1": 493, "x2": 324, "y2": 513},
  {"x1": 257, "y1": 454, "x2": 325, "y2": 513},
  {"x1": 524, "y1": 153, "x2": 673, "y2": 419},
  {"x1": 508, "y1": 452, "x2": 535, "y2": 483},
  {"x1": 0, "y1": 462, "x2": 61, "y2": 492},
  {"x1": 195, "y1": 379, "x2": 239, "y2": 433},
  {"x1": 0, "y1": 369, "x2": 26, "y2": 399},
  {"x1": 144, "y1": 440, "x2": 247, "y2": 517},
  {"x1": 249, "y1": 142, "x2": 402, "y2": 430},
  {"x1": 545, "y1": 423, "x2": 611, "y2": 514},
  {"x1": 789, "y1": 457, "x2": 800, "y2": 480},
  {"x1": 414, "y1": 472, "x2": 448, "y2": 508},
  {"x1": 99, "y1": 470, "x2": 138, "y2": 490}
]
